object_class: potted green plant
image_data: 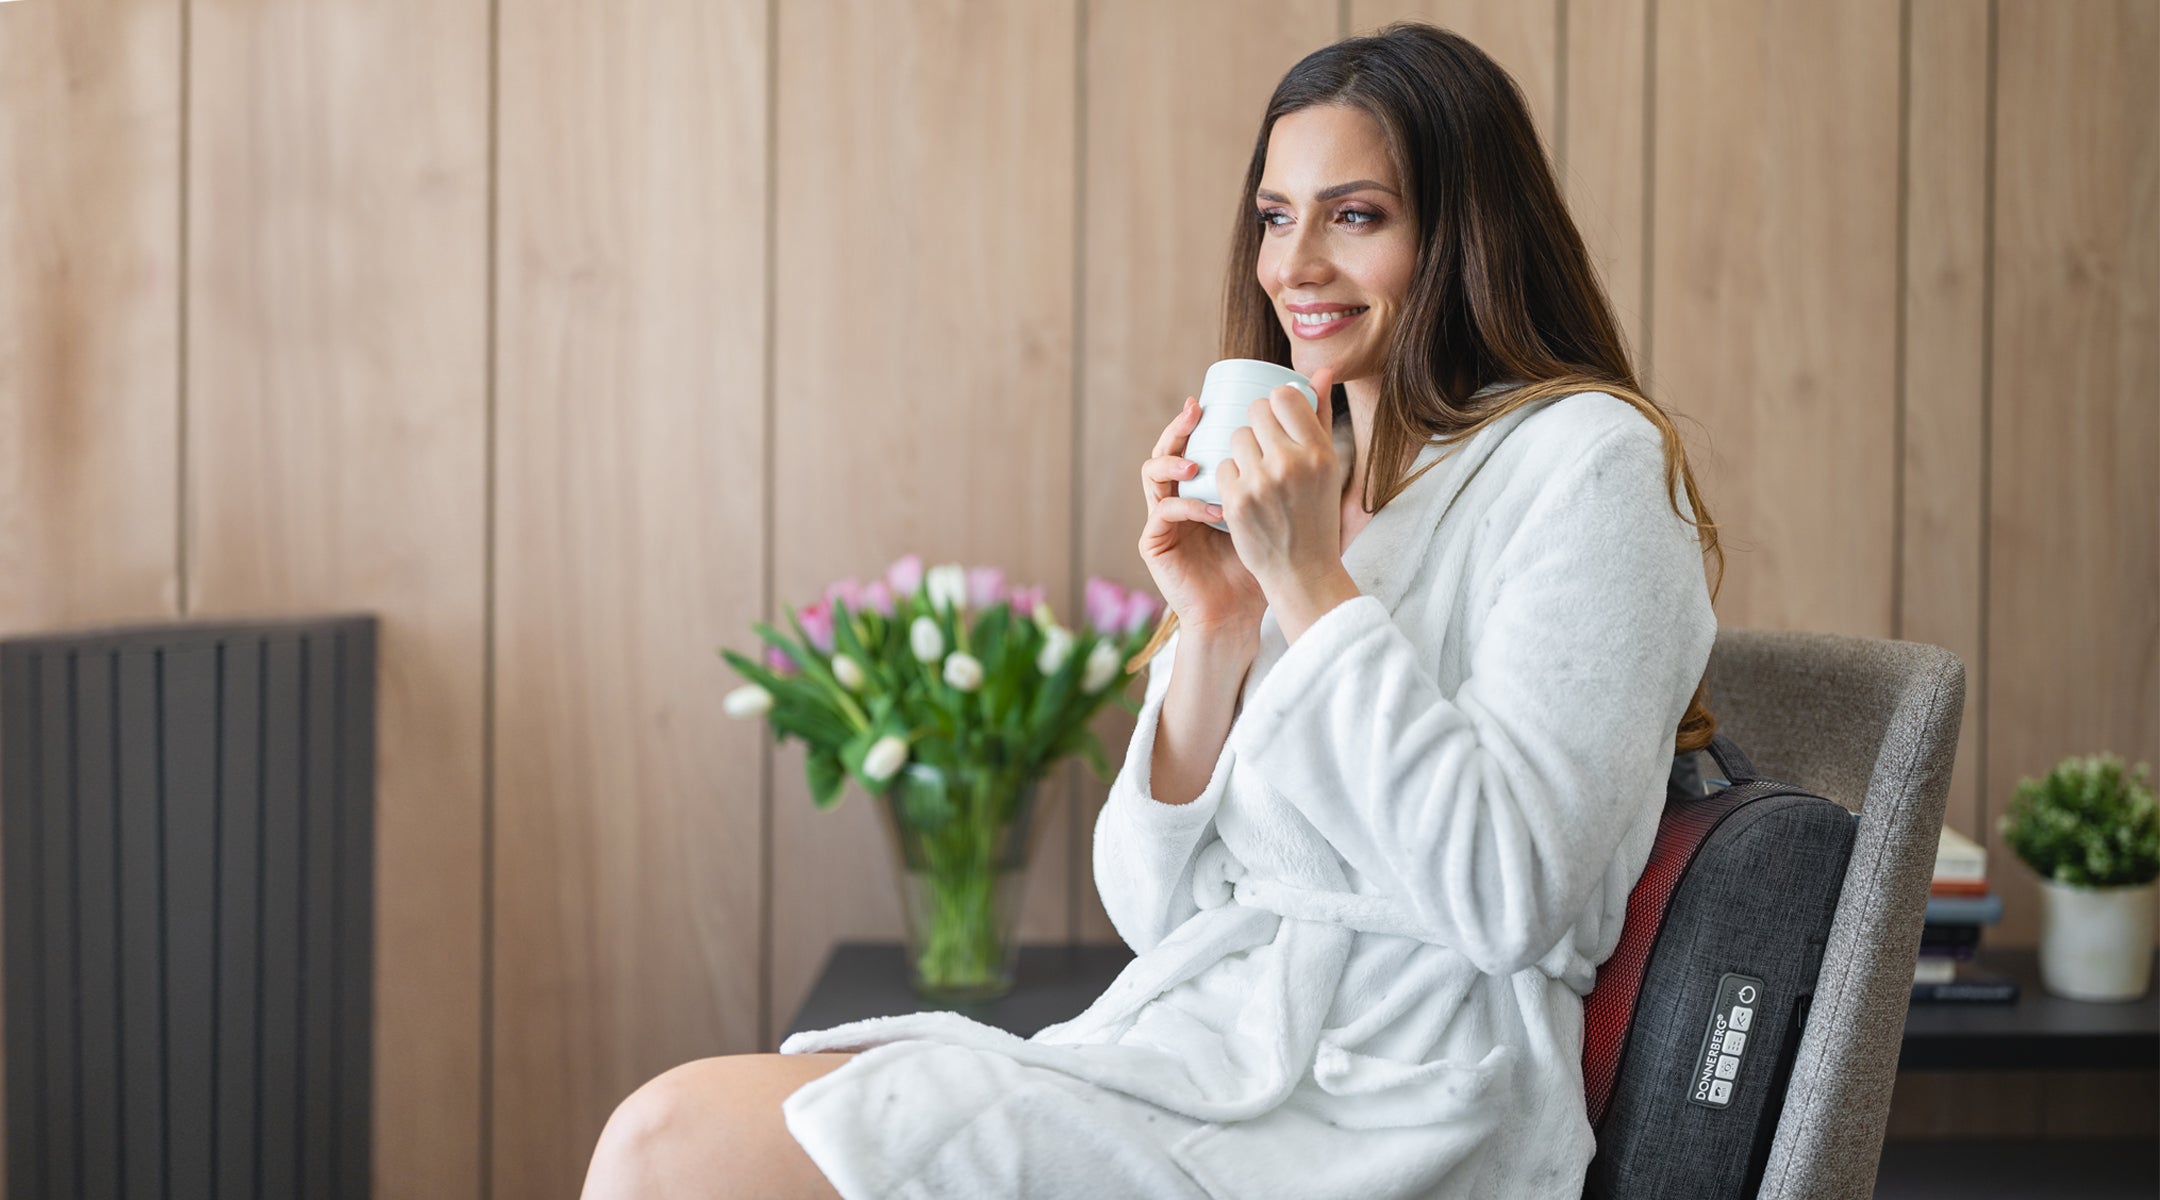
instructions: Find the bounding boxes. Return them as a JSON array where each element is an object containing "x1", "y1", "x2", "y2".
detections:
[
  {"x1": 720, "y1": 555, "x2": 1163, "y2": 1001},
  {"x1": 1997, "y1": 753, "x2": 2160, "y2": 1001}
]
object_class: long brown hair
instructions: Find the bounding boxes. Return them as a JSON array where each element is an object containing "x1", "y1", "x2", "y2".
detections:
[{"x1": 1128, "y1": 20, "x2": 1724, "y2": 755}]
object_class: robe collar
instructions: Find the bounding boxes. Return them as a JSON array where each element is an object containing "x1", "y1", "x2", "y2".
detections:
[{"x1": 1331, "y1": 379, "x2": 1553, "y2": 614}]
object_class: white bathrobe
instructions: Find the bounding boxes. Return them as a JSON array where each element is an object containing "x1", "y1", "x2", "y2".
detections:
[{"x1": 779, "y1": 387, "x2": 1719, "y2": 1199}]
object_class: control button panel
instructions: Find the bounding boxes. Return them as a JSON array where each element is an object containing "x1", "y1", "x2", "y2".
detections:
[{"x1": 1688, "y1": 972, "x2": 1764, "y2": 1109}]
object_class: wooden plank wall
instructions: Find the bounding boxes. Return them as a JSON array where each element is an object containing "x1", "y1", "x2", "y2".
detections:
[{"x1": 0, "y1": 0, "x2": 2153, "y2": 1193}]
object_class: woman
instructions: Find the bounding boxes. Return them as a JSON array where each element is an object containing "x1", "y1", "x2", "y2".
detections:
[{"x1": 582, "y1": 20, "x2": 1724, "y2": 1199}]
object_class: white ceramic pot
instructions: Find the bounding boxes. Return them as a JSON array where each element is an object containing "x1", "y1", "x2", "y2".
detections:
[{"x1": 2036, "y1": 876, "x2": 2158, "y2": 1001}]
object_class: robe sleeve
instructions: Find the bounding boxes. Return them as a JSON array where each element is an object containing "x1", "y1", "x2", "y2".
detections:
[
  {"x1": 1091, "y1": 630, "x2": 1236, "y2": 955},
  {"x1": 1226, "y1": 416, "x2": 1717, "y2": 978}
]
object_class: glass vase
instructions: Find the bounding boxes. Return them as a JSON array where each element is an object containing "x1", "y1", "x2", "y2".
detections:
[{"x1": 876, "y1": 759, "x2": 1046, "y2": 1002}]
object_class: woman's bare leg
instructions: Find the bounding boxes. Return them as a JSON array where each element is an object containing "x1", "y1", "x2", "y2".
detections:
[{"x1": 580, "y1": 1052, "x2": 858, "y2": 1200}]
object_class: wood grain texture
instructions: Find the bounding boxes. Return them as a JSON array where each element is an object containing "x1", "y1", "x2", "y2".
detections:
[
  {"x1": 1984, "y1": 0, "x2": 2159, "y2": 948},
  {"x1": 1351, "y1": 1, "x2": 1561, "y2": 147},
  {"x1": 0, "y1": 0, "x2": 182, "y2": 633},
  {"x1": 767, "y1": 0, "x2": 1080, "y2": 1041},
  {"x1": 1648, "y1": 0, "x2": 1902, "y2": 644},
  {"x1": 0, "y1": 2, "x2": 183, "y2": 1193},
  {"x1": 183, "y1": 2, "x2": 491, "y2": 1196},
  {"x1": 490, "y1": 0, "x2": 770, "y2": 1192},
  {"x1": 1561, "y1": 0, "x2": 1650, "y2": 365},
  {"x1": 1074, "y1": 0, "x2": 1343, "y2": 942},
  {"x1": 1887, "y1": 1069, "x2": 2160, "y2": 1139},
  {"x1": 1902, "y1": 0, "x2": 1990, "y2": 846}
]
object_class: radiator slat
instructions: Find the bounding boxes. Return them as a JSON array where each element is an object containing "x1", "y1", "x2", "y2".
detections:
[
  {"x1": 39, "y1": 653, "x2": 79, "y2": 1200},
  {"x1": 164, "y1": 643, "x2": 220, "y2": 1200},
  {"x1": 2, "y1": 645, "x2": 43, "y2": 1200},
  {"x1": 256, "y1": 635, "x2": 303, "y2": 1200},
  {"x1": 116, "y1": 647, "x2": 165, "y2": 1200},
  {"x1": 302, "y1": 635, "x2": 339, "y2": 1200},
  {"x1": 78, "y1": 651, "x2": 122, "y2": 1200},
  {"x1": 214, "y1": 638, "x2": 264, "y2": 1200}
]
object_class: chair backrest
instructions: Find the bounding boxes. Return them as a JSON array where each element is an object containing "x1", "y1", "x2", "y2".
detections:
[{"x1": 1698, "y1": 628, "x2": 1966, "y2": 1200}]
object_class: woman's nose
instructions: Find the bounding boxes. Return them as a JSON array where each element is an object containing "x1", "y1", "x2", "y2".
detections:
[{"x1": 1276, "y1": 219, "x2": 1334, "y2": 289}]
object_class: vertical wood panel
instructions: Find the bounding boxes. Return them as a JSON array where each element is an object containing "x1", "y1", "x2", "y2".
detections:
[
  {"x1": 1985, "y1": 0, "x2": 2159, "y2": 948},
  {"x1": 491, "y1": 0, "x2": 772, "y2": 1190},
  {"x1": 1074, "y1": 1, "x2": 1342, "y2": 942},
  {"x1": 185, "y1": 4, "x2": 492, "y2": 1197},
  {"x1": 0, "y1": 0, "x2": 183, "y2": 633},
  {"x1": 1901, "y1": 0, "x2": 1990, "y2": 846},
  {"x1": 769, "y1": 0, "x2": 1079, "y2": 1037},
  {"x1": 1649, "y1": 0, "x2": 1902, "y2": 645},
  {"x1": 1562, "y1": 0, "x2": 1651, "y2": 363},
  {"x1": 1351, "y1": 1, "x2": 1561, "y2": 146}
]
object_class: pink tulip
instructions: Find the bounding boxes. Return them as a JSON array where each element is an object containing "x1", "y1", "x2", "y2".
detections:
[
  {"x1": 798, "y1": 599, "x2": 836, "y2": 654},
  {"x1": 1119, "y1": 588, "x2": 1163, "y2": 636},
  {"x1": 886, "y1": 554, "x2": 924, "y2": 600},
  {"x1": 823, "y1": 577, "x2": 866, "y2": 616},
  {"x1": 1007, "y1": 583, "x2": 1046, "y2": 616},
  {"x1": 967, "y1": 566, "x2": 1007, "y2": 611},
  {"x1": 764, "y1": 645, "x2": 798, "y2": 676},
  {"x1": 861, "y1": 578, "x2": 895, "y2": 616},
  {"x1": 1084, "y1": 577, "x2": 1130, "y2": 635}
]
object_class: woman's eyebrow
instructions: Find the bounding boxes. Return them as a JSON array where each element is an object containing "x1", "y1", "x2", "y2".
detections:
[{"x1": 1254, "y1": 180, "x2": 1399, "y2": 202}]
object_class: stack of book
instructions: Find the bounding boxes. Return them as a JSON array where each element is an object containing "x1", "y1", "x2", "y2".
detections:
[{"x1": 1913, "y1": 825, "x2": 2019, "y2": 1003}]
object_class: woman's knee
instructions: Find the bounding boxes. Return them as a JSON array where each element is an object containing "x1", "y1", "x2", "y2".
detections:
[{"x1": 588, "y1": 1053, "x2": 853, "y2": 1198}]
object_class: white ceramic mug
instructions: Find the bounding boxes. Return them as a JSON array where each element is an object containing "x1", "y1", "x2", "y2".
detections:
[{"x1": 1176, "y1": 358, "x2": 1320, "y2": 532}]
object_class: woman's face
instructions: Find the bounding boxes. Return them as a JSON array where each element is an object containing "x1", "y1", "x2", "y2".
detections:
[{"x1": 1254, "y1": 104, "x2": 1417, "y2": 387}]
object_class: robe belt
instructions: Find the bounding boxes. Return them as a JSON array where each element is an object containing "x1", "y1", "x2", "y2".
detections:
[
  {"x1": 1190, "y1": 839, "x2": 1439, "y2": 943},
  {"x1": 1189, "y1": 839, "x2": 1597, "y2": 993}
]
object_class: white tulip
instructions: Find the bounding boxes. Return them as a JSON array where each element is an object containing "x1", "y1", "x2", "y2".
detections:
[
  {"x1": 1080, "y1": 640, "x2": 1121, "y2": 693},
  {"x1": 1037, "y1": 625, "x2": 1075, "y2": 675},
  {"x1": 1031, "y1": 599, "x2": 1058, "y2": 631},
  {"x1": 722, "y1": 684, "x2": 773, "y2": 719},
  {"x1": 943, "y1": 652, "x2": 985, "y2": 692},
  {"x1": 925, "y1": 563, "x2": 968, "y2": 612},
  {"x1": 831, "y1": 653, "x2": 866, "y2": 692},
  {"x1": 910, "y1": 616, "x2": 945, "y2": 662},
  {"x1": 862, "y1": 734, "x2": 910, "y2": 783}
]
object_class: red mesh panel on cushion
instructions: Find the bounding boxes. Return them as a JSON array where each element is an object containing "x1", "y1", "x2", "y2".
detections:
[{"x1": 1580, "y1": 793, "x2": 1739, "y2": 1130}]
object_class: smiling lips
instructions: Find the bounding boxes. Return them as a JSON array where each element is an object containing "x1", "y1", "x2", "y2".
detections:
[{"x1": 1289, "y1": 305, "x2": 1369, "y2": 339}]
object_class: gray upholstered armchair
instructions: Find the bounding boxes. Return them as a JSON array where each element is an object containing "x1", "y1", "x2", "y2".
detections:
[{"x1": 1701, "y1": 629, "x2": 1967, "y2": 1200}]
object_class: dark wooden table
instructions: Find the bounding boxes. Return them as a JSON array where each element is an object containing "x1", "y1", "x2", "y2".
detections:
[
  {"x1": 1896, "y1": 947, "x2": 2159, "y2": 1070},
  {"x1": 787, "y1": 942, "x2": 2159, "y2": 1076}
]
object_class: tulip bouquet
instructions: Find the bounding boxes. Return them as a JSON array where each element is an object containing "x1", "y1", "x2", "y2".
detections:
[{"x1": 720, "y1": 554, "x2": 1165, "y2": 998}]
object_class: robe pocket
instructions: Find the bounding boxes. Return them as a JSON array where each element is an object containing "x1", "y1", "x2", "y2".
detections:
[{"x1": 1304, "y1": 1040, "x2": 1518, "y2": 1130}]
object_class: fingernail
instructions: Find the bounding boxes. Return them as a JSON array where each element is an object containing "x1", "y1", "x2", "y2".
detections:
[{"x1": 1206, "y1": 505, "x2": 1223, "y2": 517}]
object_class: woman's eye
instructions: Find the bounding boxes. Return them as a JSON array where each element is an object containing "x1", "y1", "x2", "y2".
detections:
[{"x1": 1254, "y1": 207, "x2": 1380, "y2": 228}]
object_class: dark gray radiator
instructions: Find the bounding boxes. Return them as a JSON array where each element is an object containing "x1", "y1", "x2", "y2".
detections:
[{"x1": 2, "y1": 616, "x2": 375, "y2": 1200}]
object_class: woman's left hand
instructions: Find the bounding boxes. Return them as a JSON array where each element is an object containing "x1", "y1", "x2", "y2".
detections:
[{"x1": 1217, "y1": 365, "x2": 1346, "y2": 606}]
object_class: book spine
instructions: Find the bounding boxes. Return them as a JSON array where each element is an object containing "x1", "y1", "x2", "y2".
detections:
[
  {"x1": 1923, "y1": 893, "x2": 2004, "y2": 924},
  {"x1": 1911, "y1": 980, "x2": 2020, "y2": 1003}
]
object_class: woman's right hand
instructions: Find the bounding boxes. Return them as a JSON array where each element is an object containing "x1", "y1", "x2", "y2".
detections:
[{"x1": 1138, "y1": 396, "x2": 1266, "y2": 642}]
